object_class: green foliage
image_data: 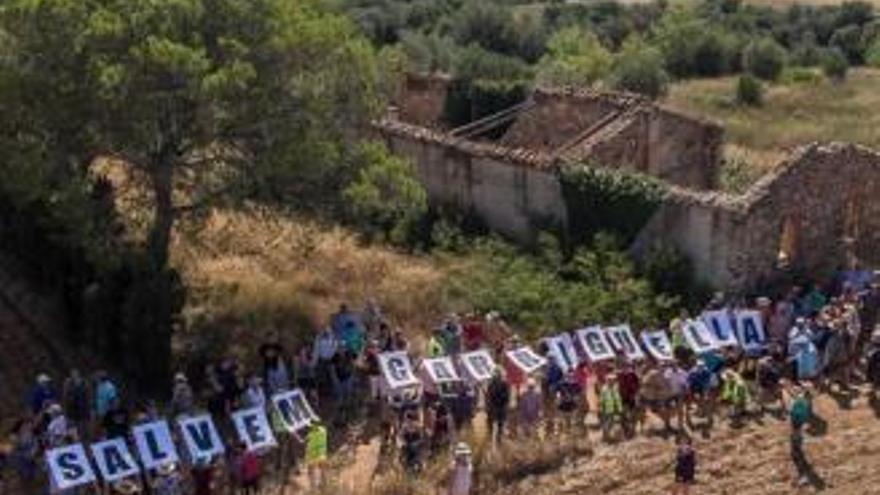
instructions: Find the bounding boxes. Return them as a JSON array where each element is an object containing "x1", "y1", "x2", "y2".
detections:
[
  {"x1": 449, "y1": 1, "x2": 545, "y2": 63},
  {"x1": 442, "y1": 234, "x2": 677, "y2": 339},
  {"x1": 638, "y1": 244, "x2": 712, "y2": 313},
  {"x1": 830, "y1": 24, "x2": 867, "y2": 64},
  {"x1": 779, "y1": 67, "x2": 824, "y2": 85},
  {"x1": 453, "y1": 44, "x2": 533, "y2": 82},
  {"x1": 822, "y1": 47, "x2": 850, "y2": 82},
  {"x1": 342, "y1": 142, "x2": 427, "y2": 245},
  {"x1": 399, "y1": 31, "x2": 456, "y2": 74},
  {"x1": 560, "y1": 163, "x2": 666, "y2": 248},
  {"x1": 652, "y1": 7, "x2": 740, "y2": 78},
  {"x1": 536, "y1": 27, "x2": 612, "y2": 87},
  {"x1": 867, "y1": 38, "x2": 880, "y2": 67},
  {"x1": 736, "y1": 74, "x2": 764, "y2": 107},
  {"x1": 609, "y1": 36, "x2": 669, "y2": 99},
  {"x1": 743, "y1": 38, "x2": 788, "y2": 81}
]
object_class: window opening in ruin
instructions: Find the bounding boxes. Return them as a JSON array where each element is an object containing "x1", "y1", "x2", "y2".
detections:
[{"x1": 777, "y1": 215, "x2": 799, "y2": 269}]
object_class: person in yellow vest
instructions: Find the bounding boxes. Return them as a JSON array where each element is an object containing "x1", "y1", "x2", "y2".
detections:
[
  {"x1": 599, "y1": 374, "x2": 623, "y2": 442},
  {"x1": 426, "y1": 328, "x2": 446, "y2": 358},
  {"x1": 305, "y1": 420, "x2": 328, "y2": 489},
  {"x1": 669, "y1": 309, "x2": 689, "y2": 353},
  {"x1": 721, "y1": 369, "x2": 750, "y2": 422}
]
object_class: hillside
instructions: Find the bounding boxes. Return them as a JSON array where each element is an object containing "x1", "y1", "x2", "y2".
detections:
[{"x1": 498, "y1": 388, "x2": 880, "y2": 495}]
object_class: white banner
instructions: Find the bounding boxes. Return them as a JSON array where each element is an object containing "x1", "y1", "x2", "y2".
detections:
[
  {"x1": 606, "y1": 325, "x2": 645, "y2": 361},
  {"x1": 736, "y1": 310, "x2": 767, "y2": 352},
  {"x1": 90, "y1": 438, "x2": 140, "y2": 483},
  {"x1": 701, "y1": 310, "x2": 739, "y2": 347},
  {"x1": 683, "y1": 319, "x2": 720, "y2": 353},
  {"x1": 272, "y1": 389, "x2": 319, "y2": 433},
  {"x1": 641, "y1": 330, "x2": 674, "y2": 361},
  {"x1": 132, "y1": 420, "x2": 179, "y2": 471},
  {"x1": 232, "y1": 407, "x2": 277, "y2": 452},
  {"x1": 576, "y1": 326, "x2": 615, "y2": 362},
  {"x1": 378, "y1": 351, "x2": 420, "y2": 390},
  {"x1": 178, "y1": 415, "x2": 225, "y2": 461},
  {"x1": 458, "y1": 349, "x2": 496, "y2": 382},
  {"x1": 546, "y1": 333, "x2": 580, "y2": 372},
  {"x1": 421, "y1": 356, "x2": 461, "y2": 384},
  {"x1": 46, "y1": 444, "x2": 96, "y2": 492},
  {"x1": 505, "y1": 346, "x2": 547, "y2": 375}
]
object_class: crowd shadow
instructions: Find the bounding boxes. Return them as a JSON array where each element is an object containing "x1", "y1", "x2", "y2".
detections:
[
  {"x1": 805, "y1": 412, "x2": 828, "y2": 437},
  {"x1": 827, "y1": 385, "x2": 859, "y2": 410},
  {"x1": 869, "y1": 392, "x2": 880, "y2": 418}
]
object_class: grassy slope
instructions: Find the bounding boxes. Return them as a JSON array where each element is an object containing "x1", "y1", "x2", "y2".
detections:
[
  {"x1": 504, "y1": 389, "x2": 880, "y2": 495},
  {"x1": 664, "y1": 68, "x2": 880, "y2": 170}
]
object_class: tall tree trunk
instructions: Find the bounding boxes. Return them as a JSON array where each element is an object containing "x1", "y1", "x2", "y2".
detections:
[{"x1": 147, "y1": 161, "x2": 175, "y2": 272}]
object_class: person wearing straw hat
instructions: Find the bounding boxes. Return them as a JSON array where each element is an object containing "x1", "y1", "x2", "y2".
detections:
[
  {"x1": 448, "y1": 442, "x2": 472, "y2": 495},
  {"x1": 111, "y1": 478, "x2": 142, "y2": 495}
]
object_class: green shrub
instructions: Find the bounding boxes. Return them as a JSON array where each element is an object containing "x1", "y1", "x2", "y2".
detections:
[
  {"x1": 442, "y1": 234, "x2": 678, "y2": 338},
  {"x1": 822, "y1": 47, "x2": 850, "y2": 82},
  {"x1": 830, "y1": 24, "x2": 866, "y2": 64},
  {"x1": 560, "y1": 164, "x2": 666, "y2": 248},
  {"x1": 866, "y1": 38, "x2": 880, "y2": 67},
  {"x1": 638, "y1": 243, "x2": 713, "y2": 312},
  {"x1": 536, "y1": 27, "x2": 613, "y2": 87},
  {"x1": 736, "y1": 74, "x2": 764, "y2": 107},
  {"x1": 610, "y1": 36, "x2": 670, "y2": 99},
  {"x1": 343, "y1": 142, "x2": 428, "y2": 245},
  {"x1": 743, "y1": 38, "x2": 788, "y2": 81},
  {"x1": 779, "y1": 67, "x2": 824, "y2": 85}
]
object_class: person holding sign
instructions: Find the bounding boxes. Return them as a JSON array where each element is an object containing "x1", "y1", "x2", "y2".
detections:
[{"x1": 486, "y1": 370, "x2": 511, "y2": 444}]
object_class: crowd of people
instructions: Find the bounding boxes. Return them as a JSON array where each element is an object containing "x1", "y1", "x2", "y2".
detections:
[{"x1": 3, "y1": 271, "x2": 880, "y2": 495}]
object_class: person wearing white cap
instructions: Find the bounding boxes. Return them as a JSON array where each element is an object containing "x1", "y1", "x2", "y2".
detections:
[
  {"x1": 170, "y1": 373, "x2": 195, "y2": 416},
  {"x1": 45, "y1": 403, "x2": 69, "y2": 447},
  {"x1": 448, "y1": 442, "x2": 472, "y2": 495}
]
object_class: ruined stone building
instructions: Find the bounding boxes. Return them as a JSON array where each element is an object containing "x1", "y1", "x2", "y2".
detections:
[{"x1": 376, "y1": 73, "x2": 880, "y2": 291}]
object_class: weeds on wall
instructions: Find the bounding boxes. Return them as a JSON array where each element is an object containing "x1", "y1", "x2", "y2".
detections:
[{"x1": 559, "y1": 163, "x2": 666, "y2": 248}]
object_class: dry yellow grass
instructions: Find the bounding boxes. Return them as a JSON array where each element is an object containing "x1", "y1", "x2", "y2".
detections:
[
  {"x1": 665, "y1": 68, "x2": 880, "y2": 158},
  {"x1": 171, "y1": 205, "x2": 451, "y2": 355}
]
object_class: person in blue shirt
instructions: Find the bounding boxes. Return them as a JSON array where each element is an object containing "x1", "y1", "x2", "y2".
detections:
[{"x1": 28, "y1": 374, "x2": 56, "y2": 414}]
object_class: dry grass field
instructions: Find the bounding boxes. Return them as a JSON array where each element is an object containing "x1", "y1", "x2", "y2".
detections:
[{"x1": 664, "y1": 68, "x2": 880, "y2": 173}]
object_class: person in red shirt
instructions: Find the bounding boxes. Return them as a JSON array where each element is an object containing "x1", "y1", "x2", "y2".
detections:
[
  {"x1": 462, "y1": 314, "x2": 485, "y2": 351},
  {"x1": 192, "y1": 457, "x2": 214, "y2": 495},
  {"x1": 234, "y1": 443, "x2": 261, "y2": 495},
  {"x1": 617, "y1": 363, "x2": 641, "y2": 438}
]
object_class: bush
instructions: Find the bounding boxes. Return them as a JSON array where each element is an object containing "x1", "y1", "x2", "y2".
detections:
[
  {"x1": 866, "y1": 38, "x2": 880, "y2": 67},
  {"x1": 822, "y1": 47, "x2": 850, "y2": 82},
  {"x1": 609, "y1": 37, "x2": 669, "y2": 99},
  {"x1": 743, "y1": 38, "x2": 788, "y2": 81},
  {"x1": 560, "y1": 163, "x2": 666, "y2": 248},
  {"x1": 536, "y1": 27, "x2": 613, "y2": 87},
  {"x1": 442, "y1": 234, "x2": 678, "y2": 338},
  {"x1": 736, "y1": 74, "x2": 764, "y2": 106},
  {"x1": 342, "y1": 142, "x2": 427, "y2": 245},
  {"x1": 779, "y1": 67, "x2": 823, "y2": 85},
  {"x1": 830, "y1": 24, "x2": 867, "y2": 64},
  {"x1": 638, "y1": 244, "x2": 713, "y2": 312}
]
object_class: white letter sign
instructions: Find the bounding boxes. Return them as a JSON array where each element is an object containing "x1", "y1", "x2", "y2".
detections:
[
  {"x1": 546, "y1": 333, "x2": 580, "y2": 372},
  {"x1": 736, "y1": 310, "x2": 767, "y2": 353},
  {"x1": 132, "y1": 420, "x2": 179, "y2": 470},
  {"x1": 576, "y1": 326, "x2": 615, "y2": 362},
  {"x1": 422, "y1": 356, "x2": 461, "y2": 384},
  {"x1": 232, "y1": 407, "x2": 277, "y2": 452},
  {"x1": 683, "y1": 319, "x2": 719, "y2": 353},
  {"x1": 46, "y1": 444, "x2": 96, "y2": 491},
  {"x1": 272, "y1": 389, "x2": 319, "y2": 433},
  {"x1": 606, "y1": 325, "x2": 645, "y2": 361},
  {"x1": 378, "y1": 351, "x2": 420, "y2": 390},
  {"x1": 178, "y1": 415, "x2": 225, "y2": 461},
  {"x1": 90, "y1": 438, "x2": 140, "y2": 482},
  {"x1": 701, "y1": 310, "x2": 739, "y2": 347},
  {"x1": 505, "y1": 346, "x2": 547, "y2": 375},
  {"x1": 641, "y1": 330, "x2": 674, "y2": 361},
  {"x1": 459, "y1": 349, "x2": 496, "y2": 382}
]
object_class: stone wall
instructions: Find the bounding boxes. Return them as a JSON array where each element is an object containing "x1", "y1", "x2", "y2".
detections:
[
  {"x1": 377, "y1": 119, "x2": 567, "y2": 243},
  {"x1": 499, "y1": 89, "x2": 634, "y2": 152},
  {"x1": 646, "y1": 106, "x2": 723, "y2": 190},
  {"x1": 633, "y1": 143, "x2": 880, "y2": 291}
]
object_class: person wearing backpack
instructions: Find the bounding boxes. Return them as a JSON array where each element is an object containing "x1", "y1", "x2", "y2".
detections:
[
  {"x1": 789, "y1": 386, "x2": 812, "y2": 486},
  {"x1": 486, "y1": 370, "x2": 511, "y2": 444}
]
